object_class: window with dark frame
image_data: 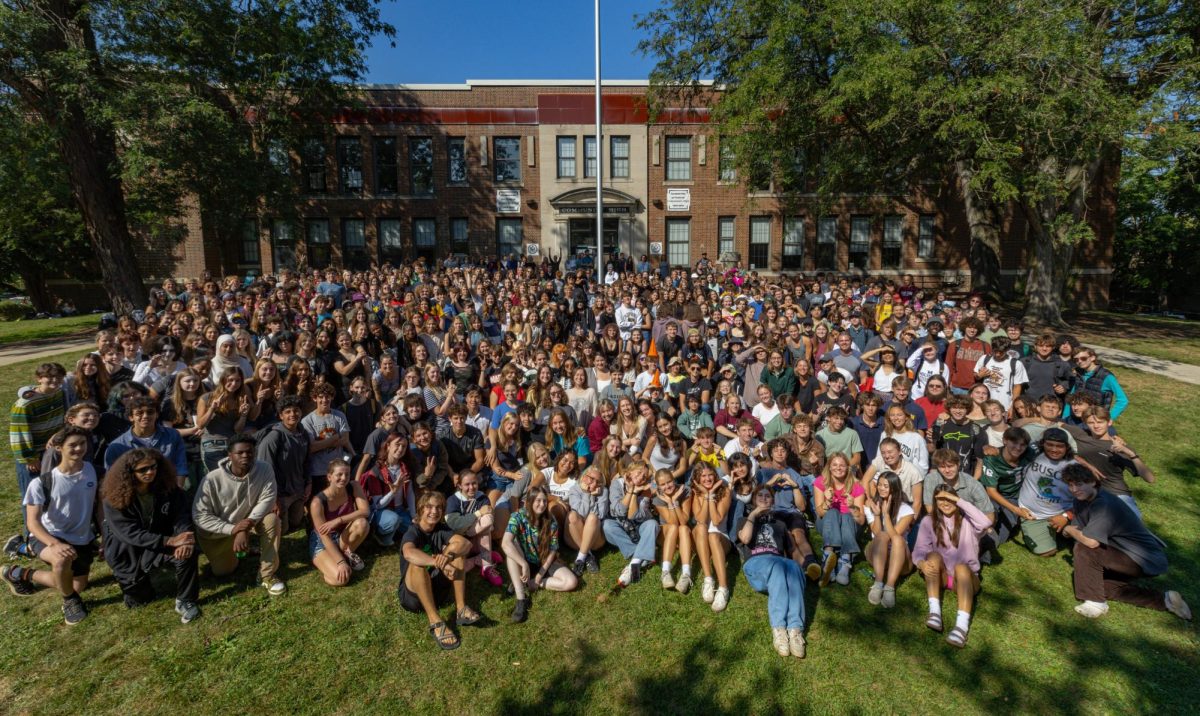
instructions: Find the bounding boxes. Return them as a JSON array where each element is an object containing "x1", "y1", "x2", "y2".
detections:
[
  {"x1": 451, "y1": 218, "x2": 469, "y2": 251},
  {"x1": 783, "y1": 217, "x2": 804, "y2": 270},
  {"x1": 271, "y1": 220, "x2": 296, "y2": 271},
  {"x1": 342, "y1": 219, "x2": 368, "y2": 270},
  {"x1": 584, "y1": 136, "x2": 597, "y2": 178},
  {"x1": 817, "y1": 217, "x2": 837, "y2": 270},
  {"x1": 302, "y1": 138, "x2": 326, "y2": 193},
  {"x1": 610, "y1": 136, "x2": 630, "y2": 178},
  {"x1": 666, "y1": 136, "x2": 691, "y2": 180},
  {"x1": 718, "y1": 216, "x2": 735, "y2": 258},
  {"x1": 557, "y1": 136, "x2": 576, "y2": 178},
  {"x1": 849, "y1": 216, "x2": 871, "y2": 271},
  {"x1": 337, "y1": 137, "x2": 363, "y2": 194},
  {"x1": 447, "y1": 137, "x2": 467, "y2": 184},
  {"x1": 373, "y1": 137, "x2": 398, "y2": 195},
  {"x1": 918, "y1": 214, "x2": 935, "y2": 259},
  {"x1": 749, "y1": 216, "x2": 771, "y2": 270},
  {"x1": 413, "y1": 218, "x2": 437, "y2": 262},
  {"x1": 494, "y1": 137, "x2": 521, "y2": 182},
  {"x1": 267, "y1": 140, "x2": 289, "y2": 175},
  {"x1": 409, "y1": 137, "x2": 433, "y2": 195},
  {"x1": 497, "y1": 218, "x2": 523, "y2": 258},
  {"x1": 240, "y1": 220, "x2": 260, "y2": 265},
  {"x1": 883, "y1": 215, "x2": 904, "y2": 268},
  {"x1": 666, "y1": 218, "x2": 691, "y2": 267},
  {"x1": 378, "y1": 218, "x2": 403, "y2": 264},
  {"x1": 305, "y1": 219, "x2": 331, "y2": 269}
]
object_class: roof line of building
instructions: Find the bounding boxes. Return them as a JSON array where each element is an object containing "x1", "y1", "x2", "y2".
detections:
[{"x1": 356, "y1": 79, "x2": 719, "y2": 90}]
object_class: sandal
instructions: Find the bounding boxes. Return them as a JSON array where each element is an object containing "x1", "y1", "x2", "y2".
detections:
[
  {"x1": 946, "y1": 626, "x2": 968, "y2": 648},
  {"x1": 429, "y1": 621, "x2": 460, "y2": 650},
  {"x1": 456, "y1": 607, "x2": 483, "y2": 626},
  {"x1": 925, "y1": 612, "x2": 944, "y2": 633}
]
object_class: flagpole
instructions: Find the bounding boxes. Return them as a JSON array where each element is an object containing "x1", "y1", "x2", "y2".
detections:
[{"x1": 595, "y1": 0, "x2": 604, "y2": 285}]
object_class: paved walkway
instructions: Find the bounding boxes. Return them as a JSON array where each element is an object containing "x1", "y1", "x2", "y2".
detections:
[
  {"x1": 1084, "y1": 344, "x2": 1200, "y2": 386},
  {"x1": 0, "y1": 337, "x2": 93, "y2": 368}
]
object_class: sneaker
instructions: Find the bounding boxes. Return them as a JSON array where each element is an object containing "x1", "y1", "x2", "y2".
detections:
[
  {"x1": 787, "y1": 628, "x2": 806, "y2": 658},
  {"x1": 175, "y1": 599, "x2": 201, "y2": 624},
  {"x1": 3, "y1": 534, "x2": 25, "y2": 559},
  {"x1": 1074, "y1": 600, "x2": 1110, "y2": 618},
  {"x1": 772, "y1": 627, "x2": 790, "y2": 656},
  {"x1": 571, "y1": 559, "x2": 587, "y2": 578},
  {"x1": 62, "y1": 596, "x2": 88, "y2": 626},
  {"x1": 1165, "y1": 591, "x2": 1193, "y2": 621},
  {"x1": 511, "y1": 597, "x2": 530, "y2": 624},
  {"x1": 482, "y1": 566, "x2": 504, "y2": 587},
  {"x1": 802, "y1": 556, "x2": 822, "y2": 582},
  {"x1": 835, "y1": 561, "x2": 851, "y2": 586},
  {"x1": 712, "y1": 587, "x2": 729, "y2": 612},
  {"x1": 661, "y1": 567, "x2": 675, "y2": 590},
  {"x1": 675, "y1": 572, "x2": 693, "y2": 594},
  {"x1": 585, "y1": 554, "x2": 600, "y2": 573},
  {"x1": 868, "y1": 583, "x2": 884, "y2": 605},
  {"x1": 617, "y1": 563, "x2": 634, "y2": 587},
  {"x1": 345, "y1": 552, "x2": 365, "y2": 572},
  {"x1": 701, "y1": 576, "x2": 716, "y2": 603},
  {"x1": 262, "y1": 578, "x2": 287, "y2": 596},
  {"x1": 881, "y1": 586, "x2": 896, "y2": 609},
  {"x1": 819, "y1": 552, "x2": 837, "y2": 587},
  {"x1": 2, "y1": 565, "x2": 35, "y2": 596}
]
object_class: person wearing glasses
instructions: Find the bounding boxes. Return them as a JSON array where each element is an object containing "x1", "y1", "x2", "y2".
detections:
[
  {"x1": 1066, "y1": 348, "x2": 1128, "y2": 421},
  {"x1": 103, "y1": 396, "x2": 190, "y2": 489}
]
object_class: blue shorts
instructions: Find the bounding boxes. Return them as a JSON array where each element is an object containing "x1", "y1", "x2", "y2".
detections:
[
  {"x1": 487, "y1": 474, "x2": 515, "y2": 494},
  {"x1": 309, "y1": 530, "x2": 341, "y2": 560}
]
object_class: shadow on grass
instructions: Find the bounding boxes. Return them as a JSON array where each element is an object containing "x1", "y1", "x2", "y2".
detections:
[{"x1": 495, "y1": 639, "x2": 607, "y2": 715}]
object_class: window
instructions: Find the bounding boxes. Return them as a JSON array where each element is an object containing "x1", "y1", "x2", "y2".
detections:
[
  {"x1": 783, "y1": 217, "x2": 804, "y2": 270},
  {"x1": 240, "y1": 220, "x2": 260, "y2": 265},
  {"x1": 447, "y1": 137, "x2": 467, "y2": 184},
  {"x1": 718, "y1": 216, "x2": 735, "y2": 258},
  {"x1": 666, "y1": 136, "x2": 691, "y2": 180},
  {"x1": 817, "y1": 217, "x2": 837, "y2": 270},
  {"x1": 378, "y1": 218, "x2": 403, "y2": 264},
  {"x1": 373, "y1": 137, "x2": 397, "y2": 194},
  {"x1": 556, "y1": 136, "x2": 576, "y2": 178},
  {"x1": 719, "y1": 141, "x2": 736, "y2": 182},
  {"x1": 497, "y1": 218, "x2": 523, "y2": 258},
  {"x1": 666, "y1": 218, "x2": 691, "y2": 267},
  {"x1": 883, "y1": 215, "x2": 904, "y2": 268},
  {"x1": 342, "y1": 219, "x2": 367, "y2": 270},
  {"x1": 918, "y1": 214, "x2": 935, "y2": 259},
  {"x1": 451, "y1": 218, "x2": 469, "y2": 251},
  {"x1": 271, "y1": 220, "x2": 296, "y2": 271},
  {"x1": 569, "y1": 218, "x2": 619, "y2": 258},
  {"x1": 267, "y1": 140, "x2": 289, "y2": 175},
  {"x1": 494, "y1": 137, "x2": 521, "y2": 182},
  {"x1": 413, "y1": 218, "x2": 437, "y2": 263},
  {"x1": 749, "y1": 216, "x2": 771, "y2": 270},
  {"x1": 409, "y1": 137, "x2": 433, "y2": 196},
  {"x1": 337, "y1": 137, "x2": 363, "y2": 194},
  {"x1": 305, "y1": 219, "x2": 331, "y2": 269},
  {"x1": 610, "y1": 136, "x2": 630, "y2": 178},
  {"x1": 584, "y1": 136, "x2": 597, "y2": 178},
  {"x1": 302, "y1": 138, "x2": 325, "y2": 193},
  {"x1": 850, "y1": 216, "x2": 871, "y2": 271}
]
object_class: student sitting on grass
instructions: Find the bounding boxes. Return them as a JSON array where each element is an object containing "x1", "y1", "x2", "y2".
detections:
[
  {"x1": 445, "y1": 469, "x2": 503, "y2": 588},
  {"x1": 2, "y1": 427, "x2": 97, "y2": 626},
  {"x1": 813, "y1": 452, "x2": 866, "y2": 587},
  {"x1": 912, "y1": 486, "x2": 992, "y2": 648},
  {"x1": 502, "y1": 486, "x2": 578, "y2": 623},
  {"x1": 309, "y1": 460, "x2": 370, "y2": 587},
  {"x1": 398, "y1": 491, "x2": 483, "y2": 651},
  {"x1": 602, "y1": 459, "x2": 660, "y2": 587},
  {"x1": 738, "y1": 483, "x2": 807, "y2": 659},
  {"x1": 864, "y1": 471, "x2": 915, "y2": 608},
  {"x1": 652, "y1": 467, "x2": 693, "y2": 593},
  {"x1": 101, "y1": 448, "x2": 200, "y2": 623},
  {"x1": 691, "y1": 460, "x2": 735, "y2": 612},
  {"x1": 566, "y1": 466, "x2": 608, "y2": 577}
]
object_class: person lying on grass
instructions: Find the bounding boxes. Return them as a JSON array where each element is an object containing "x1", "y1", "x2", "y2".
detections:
[{"x1": 738, "y1": 483, "x2": 807, "y2": 659}]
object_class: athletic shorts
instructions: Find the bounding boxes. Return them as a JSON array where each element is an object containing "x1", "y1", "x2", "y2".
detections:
[
  {"x1": 1020, "y1": 518, "x2": 1061, "y2": 554},
  {"x1": 397, "y1": 571, "x2": 451, "y2": 613},
  {"x1": 29, "y1": 536, "x2": 96, "y2": 577}
]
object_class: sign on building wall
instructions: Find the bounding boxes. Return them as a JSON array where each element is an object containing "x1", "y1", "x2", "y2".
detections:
[
  {"x1": 650, "y1": 242, "x2": 664, "y2": 255},
  {"x1": 666, "y1": 188, "x2": 691, "y2": 211},
  {"x1": 526, "y1": 243, "x2": 541, "y2": 257},
  {"x1": 497, "y1": 189, "x2": 522, "y2": 214}
]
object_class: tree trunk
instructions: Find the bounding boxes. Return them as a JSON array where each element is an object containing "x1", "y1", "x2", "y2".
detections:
[
  {"x1": 1021, "y1": 157, "x2": 1097, "y2": 329},
  {"x1": 34, "y1": 0, "x2": 148, "y2": 315},
  {"x1": 1022, "y1": 218, "x2": 1069, "y2": 328},
  {"x1": 955, "y1": 160, "x2": 1004, "y2": 301},
  {"x1": 18, "y1": 263, "x2": 54, "y2": 314}
]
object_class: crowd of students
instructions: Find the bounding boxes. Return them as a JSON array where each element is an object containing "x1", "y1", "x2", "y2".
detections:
[{"x1": 3, "y1": 256, "x2": 1191, "y2": 655}]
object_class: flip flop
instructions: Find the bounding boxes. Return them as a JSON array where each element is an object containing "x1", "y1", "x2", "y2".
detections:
[{"x1": 429, "y1": 621, "x2": 460, "y2": 650}]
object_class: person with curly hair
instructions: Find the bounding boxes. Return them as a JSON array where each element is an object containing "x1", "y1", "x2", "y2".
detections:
[{"x1": 100, "y1": 448, "x2": 200, "y2": 623}]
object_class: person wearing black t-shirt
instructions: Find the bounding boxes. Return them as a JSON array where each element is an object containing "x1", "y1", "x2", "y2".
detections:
[
  {"x1": 440, "y1": 404, "x2": 486, "y2": 478},
  {"x1": 655, "y1": 322, "x2": 684, "y2": 373},
  {"x1": 398, "y1": 491, "x2": 483, "y2": 650},
  {"x1": 738, "y1": 485, "x2": 807, "y2": 658},
  {"x1": 677, "y1": 358, "x2": 714, "y2": 414}
]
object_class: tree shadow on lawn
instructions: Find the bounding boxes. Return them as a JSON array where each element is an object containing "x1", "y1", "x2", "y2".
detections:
[{"x1": 495, "y1": 639, "x2": 608, "y2": 716}]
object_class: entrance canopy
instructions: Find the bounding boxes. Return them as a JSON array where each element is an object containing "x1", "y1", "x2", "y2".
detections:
[{"x1": 549, "y1": 187, "x2": 641, "y2": 216}]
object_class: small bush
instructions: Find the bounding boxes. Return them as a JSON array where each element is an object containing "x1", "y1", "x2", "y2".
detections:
[{"x1": 0, "y1": 302, "x2": 32, "y2": 321}]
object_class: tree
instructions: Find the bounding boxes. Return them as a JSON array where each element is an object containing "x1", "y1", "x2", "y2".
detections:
[
  {"x1": 639, "y1": 0, "x2": 1199, "y2": 326},
  {"x1": 0, "y1": 1, "x2": 394, "y2": 314}
]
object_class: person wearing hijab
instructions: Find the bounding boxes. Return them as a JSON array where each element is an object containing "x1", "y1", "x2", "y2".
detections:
[{"x1": 209, "y1": 334, "x2": 252, "y2": 385}]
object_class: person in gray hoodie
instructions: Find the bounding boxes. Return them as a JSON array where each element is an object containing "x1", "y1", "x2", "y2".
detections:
[{"x1": 193, "y1": 434, "x2": 282, "y2": 595}]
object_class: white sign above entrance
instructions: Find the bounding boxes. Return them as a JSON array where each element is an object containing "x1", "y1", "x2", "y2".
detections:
[
  {"x1": 497, "y1": 189, "x2": 521, "y2": 213},
  {"x1": 666, "y1": 188, "x2": 691, "y2": 211}
]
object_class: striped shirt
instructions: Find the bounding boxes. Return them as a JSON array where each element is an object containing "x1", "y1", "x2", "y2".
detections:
[{"x1": 10, "y1": 390, "x2": 66, "y2": 462}]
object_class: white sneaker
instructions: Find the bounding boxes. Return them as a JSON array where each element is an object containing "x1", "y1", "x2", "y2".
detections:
[
  {"x1": 868, "y1": 583, "x2": 884, "y2": 605},
  {"x1": 701, "y1": 576, "x2": 716, "y2": 603},
  {"x1": 771, "y1": 627, "x2": 790, "y2": 656},
  {"x1": 835, "y1": 562, "x2": 851, "y2": 586},
  {"x1": 618, "y1": 563, "x2": 634, "y2": 587},
  {"x1": 1165, "y1": 591, "x2": 1192, "y2": 621},
  {"x1": 1074, "y1": 600, "x2": 1110, "y2": 618},
  {"x1": 787, "y1": 628, "x2": 806, "y2": 658},
  {"x1": 675, "y1": 572, "x2": 693, "y2": 595},
  {"x1": 262, "y1": 578, "x2": 286, "y2": 596},
  {"x1": 661, "y1": 568, "x2": 675, "y2": 590},
  {"x1": 712, "y1": 587, "x2": 729, "y2": 612}
]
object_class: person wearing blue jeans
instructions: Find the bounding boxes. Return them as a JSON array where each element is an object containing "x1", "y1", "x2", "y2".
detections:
[
  {"x1": 602, "y1": 462, "x2": 660, "y2": 586},
  {"x1": 738, "y1": 486, "x2": 807, "y2": 658}
]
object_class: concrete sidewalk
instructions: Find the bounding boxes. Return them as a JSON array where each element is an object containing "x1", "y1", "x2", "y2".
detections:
[
  {"x1": 0, "y1": 337, "x2": 93, "y2": 368},
  {"x1": 1085, "y1": 344, "x2": 1200, "y2": 386}
]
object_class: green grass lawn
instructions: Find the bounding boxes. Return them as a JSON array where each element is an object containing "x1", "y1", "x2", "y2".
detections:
[
  {"x1": 0, "y1": 351, "x2": 1196, "y2": 715},
  {"x1": 1067, "y1": 311, "x2": 1200, "y2": 366},
  {"x1": 0, "y1": 314, "x2": 97, "y2": 346}
]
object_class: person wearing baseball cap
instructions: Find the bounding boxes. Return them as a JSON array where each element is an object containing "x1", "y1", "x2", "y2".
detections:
[{"x1": 1015, "y1": 428, "x2": 1076, "y2": 558}]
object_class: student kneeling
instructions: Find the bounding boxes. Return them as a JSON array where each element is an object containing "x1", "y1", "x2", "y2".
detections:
[{"x1": 102, "y1": 449, "x2": 201, "y2": 623}]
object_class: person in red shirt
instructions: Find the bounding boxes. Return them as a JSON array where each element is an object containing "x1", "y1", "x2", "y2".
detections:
[{"x1": 947, "y1": 318, "x2": 989, "y2": 394}]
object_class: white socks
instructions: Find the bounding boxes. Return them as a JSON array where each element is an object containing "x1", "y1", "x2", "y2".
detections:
[
  {"x1": 681, "y1": 564, "x2": 692, "y2": 576},
  {"x1": 955, "y1": 610, "x2": 971, "y2": 632},
  {"x1": 662, "y1": 560, "x2": 672, "y2": 572},
  {"x1": 928, "y1": 598, "x2": 942, "y2": 616},
  {"x1": 873, "y1": 580, "x2": 885, "y2": 591}
]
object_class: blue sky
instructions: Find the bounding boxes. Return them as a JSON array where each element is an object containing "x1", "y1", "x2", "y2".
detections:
[{"x1": 361, "y1": 0, "x2": 659, "y2": 84}]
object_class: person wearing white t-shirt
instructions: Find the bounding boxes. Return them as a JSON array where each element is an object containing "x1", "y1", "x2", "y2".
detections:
[
  {"x1": 751, "y1": 385, "x2": 780, "y2": 429},
  {"x1": 723, "y1": 419, "x2": 762, "y2": 475},
  {"x1": 973, "y1": 336, "x2": 1027, "y2": 414},
  {"x1": 864, "y1": 470, "x2": 917, "y2": 608},
  {"x1": 906, "y1": 341, "x2": 951, "y2": 399},
  {"x1": 862, "y1": 437, "x2": 925, "y2": 506}
]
